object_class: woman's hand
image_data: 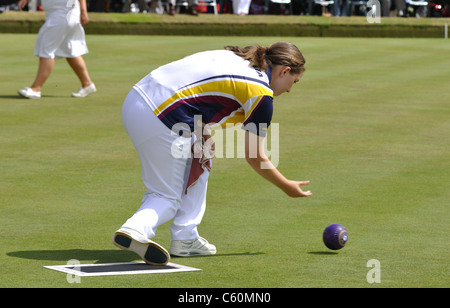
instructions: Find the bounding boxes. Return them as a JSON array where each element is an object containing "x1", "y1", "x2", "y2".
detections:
[
  {"x1": 80, "y1": 12, "x2": 89, "y2": 25},
  {"x1": 282, "y1": 180, "x2": 312, "y2": 198},
  {"x1": 79, "y1": 0, "x2": 89, "y2": 25}
]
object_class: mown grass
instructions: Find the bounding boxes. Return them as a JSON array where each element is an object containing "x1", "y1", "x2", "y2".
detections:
[{"x1": 0, "y1": 34, "x2": 449, "y2": 288}]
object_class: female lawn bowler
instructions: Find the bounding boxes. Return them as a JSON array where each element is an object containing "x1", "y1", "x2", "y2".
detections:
[{"x1": 113, "y1": 42, "x2": 311, "y2": 265}]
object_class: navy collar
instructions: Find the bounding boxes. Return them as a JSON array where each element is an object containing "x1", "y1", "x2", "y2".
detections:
[{"x1": 265, "y1": 60, "x2": 272, "y2": 84}]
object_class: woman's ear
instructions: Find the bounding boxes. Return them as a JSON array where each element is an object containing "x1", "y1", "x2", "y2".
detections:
[{"x1": 280, "y1": 66, "x2": 291, "y2": 77}]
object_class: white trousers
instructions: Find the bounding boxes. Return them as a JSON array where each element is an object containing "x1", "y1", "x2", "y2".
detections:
[{"x1": 120, "y1": 89, "x2": 209, "y2": 241}]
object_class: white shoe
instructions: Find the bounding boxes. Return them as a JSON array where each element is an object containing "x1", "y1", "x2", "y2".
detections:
[
  {"x1": 169, "y1": 237, "x2": 216, "y2": 257},
  {"x1": 72, "y1": 83, "x2": 96, "y2": 98},
  {"x1": 18, "y1": 87, "x2": 41, "y2": 99},
  {"x1": 112, "y1": 228, "x2": 170, "y2": 266}
]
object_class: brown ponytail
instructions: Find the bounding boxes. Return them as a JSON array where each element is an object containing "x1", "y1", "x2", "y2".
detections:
[{"x1": 225, "y1": 41, "x2": 305, "y2": 75}]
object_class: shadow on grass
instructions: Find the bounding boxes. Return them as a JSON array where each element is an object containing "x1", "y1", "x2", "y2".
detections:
[
  {"x1": 0, "y1": 94, "x2": 66, "y2": 100},
  {"x1": 0, "y1": 95, "x2": 26, "y2": 100},
  {"x1": 307, "y1": 251, "x2": 339, "y2": 255},
  {"x1": 7, "y1": 249, "x2": 138, "y2": 264},
  {"x1": 7, "y1": 249, "x2": 265, "y2": 264},
  {"x1": 171, "y1": 252, "x2": 265, "y2": 260}
]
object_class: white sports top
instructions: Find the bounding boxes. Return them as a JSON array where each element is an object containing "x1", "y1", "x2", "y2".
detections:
[{"x1": 133, "y1": 50, "x2": 274, "y2": 136}]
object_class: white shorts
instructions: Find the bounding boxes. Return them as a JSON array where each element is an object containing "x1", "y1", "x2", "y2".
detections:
[
  {"x1": 232, "y1": 0, "x2": 251, "y2": 15},
  {"x1": 120, "y1": 89, "x2": 209, "y2": 241},
  {"x1": 34, "y1": 0, "x2": 88, "y2": 59}
]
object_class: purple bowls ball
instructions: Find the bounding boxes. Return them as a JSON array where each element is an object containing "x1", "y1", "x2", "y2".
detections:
[{"x1": 323, "y1": 224, "x2": 348, "y2": 250}]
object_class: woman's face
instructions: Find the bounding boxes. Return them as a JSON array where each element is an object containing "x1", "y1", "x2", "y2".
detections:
[{"x1": 270, "y1": 65, "x2": 302, "y2": 97}]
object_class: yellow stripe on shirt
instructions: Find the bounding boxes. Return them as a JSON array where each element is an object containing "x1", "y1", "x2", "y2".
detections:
[{"x1": 153, "y1": 79, "x2": 272, "y2": 117}]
